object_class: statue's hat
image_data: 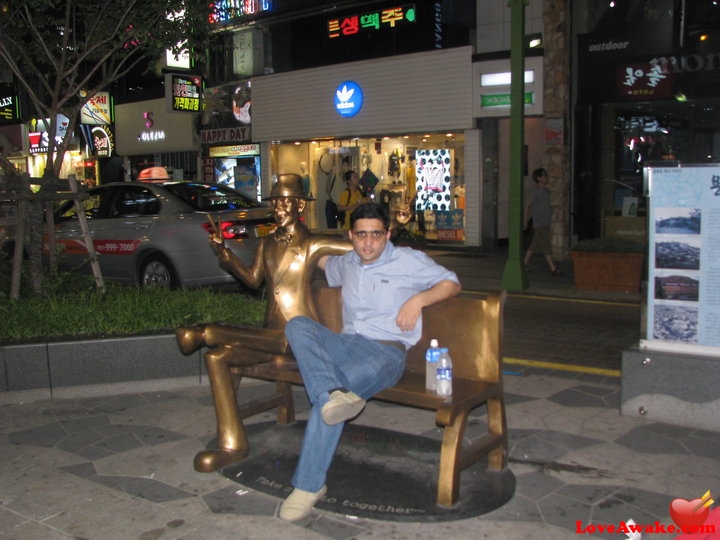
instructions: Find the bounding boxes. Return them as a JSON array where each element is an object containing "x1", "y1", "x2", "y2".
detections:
[{"x1": 263, "y1": 174, "x2": 313, "y2": 200}]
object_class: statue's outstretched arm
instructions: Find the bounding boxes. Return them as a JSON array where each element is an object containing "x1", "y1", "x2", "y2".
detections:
[{"x1": 209, "y1": 233, "x2": 265, "y2": 289}]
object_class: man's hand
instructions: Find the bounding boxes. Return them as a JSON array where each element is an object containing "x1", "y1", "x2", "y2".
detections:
[
  {"x1": 395, "y1": 296, "x2": 424, "y2": 332},
  {"x1": 395, "y1": 279, "x2": 462, "y2": 332}
]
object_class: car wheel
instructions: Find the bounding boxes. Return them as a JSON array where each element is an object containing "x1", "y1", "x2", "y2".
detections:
[{"x1": 139, "y1": 256, "x2": 178, "y2": 289}]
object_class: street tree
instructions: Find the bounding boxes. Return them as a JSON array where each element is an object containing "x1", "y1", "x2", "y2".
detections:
[
  {"x1": 0, "y1": 0, "x2": 211, "y2": 289},
  {"x1": 0, "y1": 0, "x2": 210, "y2": 179}
]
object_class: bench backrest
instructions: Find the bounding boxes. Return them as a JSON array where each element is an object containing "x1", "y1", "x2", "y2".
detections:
[{"x1": 311, "y1": 287, "x2": 506, "y2": 383}]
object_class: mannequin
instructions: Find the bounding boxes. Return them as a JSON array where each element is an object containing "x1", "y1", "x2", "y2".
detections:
[{"x1": 299, "y1": 161, "x2": 311, "y2": 197}]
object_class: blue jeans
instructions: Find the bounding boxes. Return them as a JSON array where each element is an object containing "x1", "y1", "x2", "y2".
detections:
[{"x1": 285, "y1": 316, "x2": 406, "y2": 492}]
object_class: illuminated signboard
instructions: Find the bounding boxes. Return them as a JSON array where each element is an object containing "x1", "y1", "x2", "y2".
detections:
[
  {"x1": 209, "y1": 0, "x2": 273, "y2": 25},
  {"x1": 209, "y1": 143, "x2": 260, "y2": 157},
  {"x1": 167, "y1": 74, "x2": 202, "y2": 112},
  {"x1": 92, "y1": 126, "x2": 114, "y2": 157},
  {"x1": 137, "y1": 111, "x2": 165, "y2": 143},
  {"x1": 481, "y1": 93, "x2": 534, "y2": 108},
  {"x1": 0, "y1": 94, "x2": 19, "y2": 123},
  {"x1": 80, "y1": 91, "x2": 113, "y2": 125},
  {"x1": 328, "y1": 4, "x2": 415, "y2": 39},
  {"x1": 28, "y1": 115, "x2": 71, "y2": 154},
  {"x1": 616, "y1": 62, "x2": 674, "y2": 100},
  {"x1": 334, "y1": 81, "x2": 363, "y2": 117}
]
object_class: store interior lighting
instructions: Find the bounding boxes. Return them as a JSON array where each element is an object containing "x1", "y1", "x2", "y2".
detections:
[{"x1": 481, "y1": 70, "x2": 534, "y2": 86}]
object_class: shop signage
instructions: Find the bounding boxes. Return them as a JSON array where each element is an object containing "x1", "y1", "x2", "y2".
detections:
[
  {"x1": 166, "y1": 48, "x2": 191, "y2": 70},
  {"x1": 209, "y1": 0, "x2": 273, "y2": 26},
  {"x1": 80, "y1": 91, "x2": 113, "y2": 125},
  {"x1": 167, "y1": 74, "x2": 202, "y2": 112},
  {"x1": 137, "y1": 111, "x2": 166, "y2": 143},
  {"x1": 616, "y1": 62, "x2": 674, "y2": 100},
  {"x1": 334, "y1": 81, "x2": 363, "y2": 117},
  {"x1": 481, "y1": 92, "x2": 534, "y2": 108},
  {"x1": 92, "y1": 126, "x2": 114, "y2": 157},
  {"x1": 0, "y1": 94, "x2": 19, "y2": 123},
  {"x1": 201, "y1": 127, "x2": 251, "y2": 144},
  {"x1": 208, "y1": 144, "x2": 259, "y2": 157},
  {"x1": 328, "y1": 4, "x2": 415, "y2": 39},
  {"x1": 28, "y1": 115, "x2": 70, "y2": 154}
]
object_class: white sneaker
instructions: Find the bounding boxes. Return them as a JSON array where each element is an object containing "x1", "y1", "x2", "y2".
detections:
[
  {"x1": 321, "y1": 390, "x2": 366, "y2": 425},
  {"x1": 278, "y1": 485, "x2": 327, "y2": 521}
]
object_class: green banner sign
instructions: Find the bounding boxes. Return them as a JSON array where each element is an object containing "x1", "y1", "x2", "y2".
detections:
[{"x1": 481, "y1": 92, "x2": 534, "y2": 108}]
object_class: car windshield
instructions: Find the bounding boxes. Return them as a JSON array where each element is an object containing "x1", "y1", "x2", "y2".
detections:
[{"x1": 164, "y1": 183, "x2": 263, "y2": 211}]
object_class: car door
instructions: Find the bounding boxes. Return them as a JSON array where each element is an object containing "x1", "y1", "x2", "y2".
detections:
[
  {"x1": 88, "y1": 185, "x2": 159, "y2": 279},
  {"x1": 53, "y1": 185, "x2": 159, "y2": 280}
]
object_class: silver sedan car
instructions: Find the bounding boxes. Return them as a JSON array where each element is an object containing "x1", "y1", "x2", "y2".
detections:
[{"x1": 50, "y1": 182, "x2": 275, "y2": 288}]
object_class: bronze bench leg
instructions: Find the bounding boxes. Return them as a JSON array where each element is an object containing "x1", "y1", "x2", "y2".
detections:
[
  {"x1": 436, "y1": 408, "x2": 469, "y2": 508},
  {"x1": 486, "y1": 395, "x2": 508, "y2": 470}
]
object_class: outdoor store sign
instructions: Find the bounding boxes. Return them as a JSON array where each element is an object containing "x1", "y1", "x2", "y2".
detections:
[
  {"x1": 334, "y1": 81, "x2": 363, "y2": 117},
  {"x1": 209, "y1": 0, "x2": 273, "y2": 26},
  {"x1": 208, "y1": 144, "x2": 259, "y2": 157},
  {"x1": 481, "y1": 92, "x2": 534, "y2": 108},
  {"x1": 644, "y1": 165, "x2": 720, "y2": 354},
  {"x1": 0, "y1": 93, "x2": 19, "y2": 122},
  {"x1": 80, "y1": 91, "x2": 113, "y2": 125},
  {"x1": 28, "y1": 115, "x2": 71, "y2": 154},
  {"x1": 167, "y1": 74, "x2": 202, "y2": 112},
  {"x1": 328, "y1": 4, "x2": 415, "y2": 39}
]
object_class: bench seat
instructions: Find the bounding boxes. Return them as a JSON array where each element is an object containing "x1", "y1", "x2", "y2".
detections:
[{"x1": 228, "y1": 286, "x2": 508, "y2": 508}]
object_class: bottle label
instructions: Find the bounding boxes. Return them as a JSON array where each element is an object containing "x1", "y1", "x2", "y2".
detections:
[
  {"x1": 426, "y1": 349, "x2": 440, "y2": 363},
  {"x1": 436, "y1": 367, "x2": 452, "y2": 380}
]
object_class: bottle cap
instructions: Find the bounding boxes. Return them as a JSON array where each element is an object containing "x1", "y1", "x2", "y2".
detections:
[
  {"x1": 430, "y1": 339, "x2": 438, "y2": 347},
  {"x1": 440, "y1": 347, "x2": 449, "y2": 353}
]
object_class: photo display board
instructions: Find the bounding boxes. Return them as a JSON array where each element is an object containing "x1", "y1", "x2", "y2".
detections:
[{"x1": 645, "y1": 165, "x2": 720, "y2": 352}]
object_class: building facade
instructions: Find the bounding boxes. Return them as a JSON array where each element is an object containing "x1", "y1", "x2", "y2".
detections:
[
  {"x1": 573, "y1": 0, "x2": 720, "y2": 245},
  {"x1": 194, "y1": 0, "x2": 567, "y2": 250}
]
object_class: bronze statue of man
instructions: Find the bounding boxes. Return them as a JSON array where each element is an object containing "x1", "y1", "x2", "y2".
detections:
[{"x1": 176, "y1": 174, "x2": 350, "y2": 472}]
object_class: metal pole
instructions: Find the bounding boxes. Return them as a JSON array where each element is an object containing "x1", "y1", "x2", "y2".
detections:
[{"x1": 502, "y1": 0, "x2": 529, "y2": 291}]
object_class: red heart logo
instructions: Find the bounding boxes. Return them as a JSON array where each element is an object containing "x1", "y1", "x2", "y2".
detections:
[{"x1": 670, "y1": 498, "x2": 710, "y2": 528}]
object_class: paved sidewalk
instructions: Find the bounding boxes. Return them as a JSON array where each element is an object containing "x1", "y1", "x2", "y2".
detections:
[{"x1": 2, "y1": 372, "x2": 718, "y2": 539}]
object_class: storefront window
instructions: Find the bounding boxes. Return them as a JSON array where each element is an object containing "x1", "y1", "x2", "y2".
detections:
[{"x1": 270, "y1": 133, "x2": 465, "y2": 241}]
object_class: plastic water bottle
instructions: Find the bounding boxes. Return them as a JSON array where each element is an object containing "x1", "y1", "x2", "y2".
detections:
[
  {"x1": 436, "y1": 348, "x2": 453, "y2": 397},
  {"x1": 425, "y1": 339, "x2": 440, "y2": 391}
]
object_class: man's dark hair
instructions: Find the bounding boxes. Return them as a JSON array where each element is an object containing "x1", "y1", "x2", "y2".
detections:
[
  {"x1": 350, "y1": 202, "x2": 389, "y2": 230},
  {"x1": 532, "y1": 167, "x2": 547, "y2": 183}
]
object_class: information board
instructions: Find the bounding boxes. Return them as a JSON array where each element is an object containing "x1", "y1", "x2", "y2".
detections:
[{"x1": 645, "y1": 165, "x2": 720, "y2": 354}]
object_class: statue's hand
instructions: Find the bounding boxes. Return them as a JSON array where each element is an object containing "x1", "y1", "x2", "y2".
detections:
[{"x1": 209, "y1": 234, "x2": 226, "y2": 256}]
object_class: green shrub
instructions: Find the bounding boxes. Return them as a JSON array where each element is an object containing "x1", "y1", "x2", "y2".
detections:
[{"x1": 0, "y1": 266, "x2": 266, "y2": 344}]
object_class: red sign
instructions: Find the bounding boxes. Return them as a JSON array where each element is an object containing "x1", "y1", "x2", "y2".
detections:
[{"x1": 616, "y1": 62, "x2": 675, "y2": 100}]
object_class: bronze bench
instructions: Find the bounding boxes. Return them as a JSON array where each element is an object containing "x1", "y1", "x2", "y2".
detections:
[{"x1": 222, "y1": 286, "x2": 508, "y2": 508}]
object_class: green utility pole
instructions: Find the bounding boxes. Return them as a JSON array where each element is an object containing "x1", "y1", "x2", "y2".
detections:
[{"x1": 501, "y1": 0, "x2": 529, "y2": 291}]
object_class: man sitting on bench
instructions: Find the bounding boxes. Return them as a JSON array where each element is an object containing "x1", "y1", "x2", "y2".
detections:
[{"x1": 279, "y1": 202, "x2": 461, "y2": 521}]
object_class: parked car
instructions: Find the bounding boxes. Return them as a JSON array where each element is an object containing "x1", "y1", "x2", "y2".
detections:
[{"x1": 48, "y1": 182, "x2": 275, "y2": 288}]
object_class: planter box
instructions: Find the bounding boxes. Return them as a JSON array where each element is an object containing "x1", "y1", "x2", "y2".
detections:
[
  {"x1": 570, "y1": 251, "x2": 644, "y2": 292},
  {"x1": 0, "y1": 334, "x2": 203, "y2": 395}
]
